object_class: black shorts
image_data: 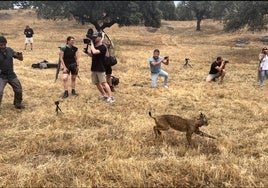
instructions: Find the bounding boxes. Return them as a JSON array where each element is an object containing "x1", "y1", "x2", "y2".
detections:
[
  {"x1": 105, "y1": 65, "x2": 112, "y2": 75},
  {"x1": 65, "y1": 63, "x2": 78, "y2": 75}
]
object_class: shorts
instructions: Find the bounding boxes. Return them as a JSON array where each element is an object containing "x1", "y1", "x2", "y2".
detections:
[
  {"x1": 63, "y1": 63, "x2": 78, "y2": 75},
  {"x1": 206, "y1": 72, "x2": 222, "y2": 81},
  {"x1": 25, "y1": 37, "x2": 33, "y2": 44},
  {"x1": 91, "y1": 71, "x2": 107, "y2": 84}
]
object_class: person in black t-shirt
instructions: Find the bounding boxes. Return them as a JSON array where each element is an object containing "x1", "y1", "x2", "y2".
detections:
[
  {"x1": 59, "y1": 36, "x2": 79, "y2": 98},
  {"x1": 84, "y1": 32, "x2": 115, "y2": 103},
  {"x1": 206, "y1": 56, "x2": 229, "y2": 83},
  {"x1": 24, "y1": 25, "x2": 34, "y2": 50}
]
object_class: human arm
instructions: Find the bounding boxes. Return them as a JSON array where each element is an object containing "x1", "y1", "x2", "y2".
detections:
[
  {"x1": 75, "y1": 50, "x2": 79, "y2": 67},
  {"x1": 215, "y1": 61, "x2": 226, "y2": 71},
  {"x1": 90, "y1": 40, "x2": 101, "y2": 55},
  {"x1": 59, "y1": 50, "x2": 68, "y2": 72},
  {"x1": 150, "y1": 57, "x2": 164, "y2": 66},
  {"x1": 259, "y1": 53, "x2": 265, "y2": 61}
]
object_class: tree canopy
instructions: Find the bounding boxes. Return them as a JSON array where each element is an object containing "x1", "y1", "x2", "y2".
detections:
[
  {"x1": 176, "y1": 1, "x2": 268, "y2": 32},
  {"x1": 29, "y1": 1, "x2": 162, "y2": 31},
  {"x1": 0, "y1": 1, "x2": 267, "y2": 32}
]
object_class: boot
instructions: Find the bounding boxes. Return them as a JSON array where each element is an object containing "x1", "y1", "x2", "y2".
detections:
[
  {"x1": 15, "y1": 103, "x2": 25, "y2": 109},
  {"x1": 14, "y1": 92, "x2": 24, "y2": 109},
  {"x1": 62, "y1": 90, "x2": 69, "y2": 99},
  {"x1": 71, "y1": 89, "x2": 79, "y2": 96}
]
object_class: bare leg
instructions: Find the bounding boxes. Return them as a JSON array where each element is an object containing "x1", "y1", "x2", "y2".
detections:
[{"x1": 62, "y1": 73, "x2": 69, "y2": 91}]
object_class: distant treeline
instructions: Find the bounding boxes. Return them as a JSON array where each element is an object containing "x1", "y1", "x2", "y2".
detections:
[{"x1": 1, "y1": 1, "x2": 267, "y2": 32}]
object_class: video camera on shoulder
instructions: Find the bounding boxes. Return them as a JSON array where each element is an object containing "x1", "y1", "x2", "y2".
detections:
[{"x1": 83, "y1": 28, "x2": 102, "y2": 53}]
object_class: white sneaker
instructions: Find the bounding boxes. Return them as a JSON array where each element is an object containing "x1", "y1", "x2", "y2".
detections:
[
  {"x1": 106, "y1": 97, "x2": 115, "y2": 103},
  {"x1": 164, "y1": 85, "x2": 168, "y2": 88}
]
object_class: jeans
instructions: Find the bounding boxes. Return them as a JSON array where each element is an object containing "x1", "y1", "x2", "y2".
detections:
[
  {"x1": 0, "y1": 77, "x2": 23, "y2": 106},
  {"x1": 260, "y1": 70, "x2": 268, "y2": 86},
  {"x1": 151, "y1": 69, "x2": 168, "y2": 88}
]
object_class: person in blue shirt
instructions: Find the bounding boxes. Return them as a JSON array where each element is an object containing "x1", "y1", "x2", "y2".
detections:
[{"x1": 149, "y1": 49, "x2": 169, "y2": 88}]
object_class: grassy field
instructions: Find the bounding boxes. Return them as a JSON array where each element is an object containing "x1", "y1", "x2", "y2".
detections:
[{"x1": 0, "y1": 9, "x2": 267, "y2": 187}]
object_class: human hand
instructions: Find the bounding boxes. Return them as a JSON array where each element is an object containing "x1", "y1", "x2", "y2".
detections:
[{"x1": 17, "y1": 52, "x2": 23, "y2": 61}]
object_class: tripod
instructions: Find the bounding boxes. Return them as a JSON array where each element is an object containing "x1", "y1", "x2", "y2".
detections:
[
  {"x1": 55, "y1": 101, "x2": 63, "y2": 115},
  {"x1": 183, "y1": 58, "x2": 193, "y2": 68}
]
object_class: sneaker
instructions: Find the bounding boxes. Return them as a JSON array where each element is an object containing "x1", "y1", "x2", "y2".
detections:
[
  {"x1": 164, "y1": 85, "x2": 168, "y2": 88},
  {"x1": 106, "y1": 97, "x2": 115, "y2": 103},
  {"x1": 99, "y1": 96, "x2": 108, "y2": 100},
  {"x1": 62, "y1": 90, "x2": 69, "y2": 99},
  {"x1": 71, "y1": 89, "x2": 79, "y2": 96}
]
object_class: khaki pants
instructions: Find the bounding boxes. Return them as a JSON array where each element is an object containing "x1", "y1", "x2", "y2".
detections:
[{"x1": 0, "y1": 77, "x2": 23, "y2": 106}]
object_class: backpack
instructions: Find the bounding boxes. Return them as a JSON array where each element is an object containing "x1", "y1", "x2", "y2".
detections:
[
  {"x1": 104, "y1": 42, "x2": 117, "y2": 67},
  {"x1": 111, "y1": 76, "x2": 119, "y2": 86}
]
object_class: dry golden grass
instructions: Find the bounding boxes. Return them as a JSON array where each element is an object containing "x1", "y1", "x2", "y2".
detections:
[{"x1": 0, "y1": 9, "x2": 267, "y2": 187}]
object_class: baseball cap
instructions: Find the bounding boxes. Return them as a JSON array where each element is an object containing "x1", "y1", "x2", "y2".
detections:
[{"x1": 92, "y1": 32, "x2": 103, "y2": 38}]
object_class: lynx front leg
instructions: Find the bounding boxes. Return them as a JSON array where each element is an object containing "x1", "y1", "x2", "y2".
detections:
[{"x1": 196, "y1": 130, "x2": 216, "y2": 139}]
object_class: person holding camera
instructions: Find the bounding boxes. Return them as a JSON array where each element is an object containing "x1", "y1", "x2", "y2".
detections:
[
  {"x1": 259, "y1": 47, "x2": 268, "y2": 87},
  {"x1": 149, "y1": 49, "x2": 169, "y2": 88},
  {"x1": 0, "y1": 36, "x2": 24, "y2": 109},
  {"x1": 84, "y1": 32, "x2": 115, "y2": 103},
  {"x1": 206, "y1": 56, "x2": 229, "y2": 83},
  {"x1": 24, "y1": 25, "x2": 34, "y2": 50},
  {"x1": 59, "y1": 36, "x2": 79, "y2": 99}
]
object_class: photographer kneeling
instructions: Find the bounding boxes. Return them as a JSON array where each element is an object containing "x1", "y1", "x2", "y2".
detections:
[
  {"x1": 206, "y1": 56, "x2": 229, "y2": 83},
  {"x1": 84, "y1": 32, "x2": 115, "y2": 103}
]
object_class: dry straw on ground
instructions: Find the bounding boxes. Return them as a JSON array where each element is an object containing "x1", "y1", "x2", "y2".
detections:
[{"x1": 0, "y1": 9, "x2": 267, "y2": 187}]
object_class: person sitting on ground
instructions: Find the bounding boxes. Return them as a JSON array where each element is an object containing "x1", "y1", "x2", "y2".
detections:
[{"x1": 206, "y1": 56, "x2": 229, "y2": 83}]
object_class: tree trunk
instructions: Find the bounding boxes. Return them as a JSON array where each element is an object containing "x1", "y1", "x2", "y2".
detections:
[{"x1": 196, "y1": 18, "x2": 202, "y2": 31}]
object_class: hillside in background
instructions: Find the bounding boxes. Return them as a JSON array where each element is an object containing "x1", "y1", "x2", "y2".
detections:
[{"x1": 0, "y1": 9, "x2": 267, "y2": 187}]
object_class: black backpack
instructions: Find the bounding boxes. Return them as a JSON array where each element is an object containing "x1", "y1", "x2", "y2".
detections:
[{"x1": 111, "y1": 76, "x2": 119, "y2": 86}]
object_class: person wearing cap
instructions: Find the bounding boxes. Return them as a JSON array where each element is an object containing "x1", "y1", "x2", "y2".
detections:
[
  {"x1": 259, "y1": 47, "x2": 268, "y2": 87},
  {"x1": 24, "y1": 25, "x2": 34, "y2": 50},
  {"x1": 206, "y1": 56, "x2": 229, "y2": 83},
  {"x1": 84, "y1": 32, "x2": 115, "y2": 103},
  {"x1": 0, "y1": 36, "x2": 24, "y2": 109},
  {"x1": 59, "y1": 36, "x2": 79, "y2": 98}
]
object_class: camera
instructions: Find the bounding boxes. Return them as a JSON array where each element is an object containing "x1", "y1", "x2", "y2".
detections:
[{"x1": 83, "y1": 28, "x2": 98, "y2": 53}]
